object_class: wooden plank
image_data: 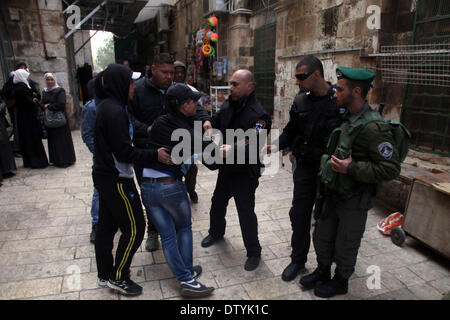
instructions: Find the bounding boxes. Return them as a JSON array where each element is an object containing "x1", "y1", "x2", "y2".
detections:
[
  {"x1": 414, "y1": 172, "x2": 450, "y2": 186},
  {"x1": 432, "y1": 182, "x2": 450, "y2": 196},
  {"x1": 403, "y1": 180, "x2": 450, "y2": 259}
]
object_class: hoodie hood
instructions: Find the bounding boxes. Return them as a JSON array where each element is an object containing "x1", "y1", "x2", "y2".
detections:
[{"x1": 102, "y1": 64, "x2": 132, "y2": 106}]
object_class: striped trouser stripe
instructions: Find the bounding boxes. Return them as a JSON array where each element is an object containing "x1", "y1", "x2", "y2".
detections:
[{"x1": 115, "y1": 183, "x2": 136, "y2": 280}]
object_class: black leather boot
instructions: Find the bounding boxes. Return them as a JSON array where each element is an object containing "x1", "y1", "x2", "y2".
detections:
[
  {"x1": 299, "y1": 265, "x2": 331, "y2": 290},
  {"x1": 314, "y1": 273, "x2": 348, "y2": 298}
]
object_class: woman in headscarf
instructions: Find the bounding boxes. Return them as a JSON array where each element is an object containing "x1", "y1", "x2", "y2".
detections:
[
  {"x1": 41, "y1": 73, "x2": 76, "y2": 168},
  {"x1": 13, "y1": 69, "x2": 48, "y2": 169}
]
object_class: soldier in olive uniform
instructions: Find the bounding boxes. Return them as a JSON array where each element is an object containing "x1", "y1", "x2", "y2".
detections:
[{"x1": 300, "y1": 67, "x2": 401, "y2": 298}]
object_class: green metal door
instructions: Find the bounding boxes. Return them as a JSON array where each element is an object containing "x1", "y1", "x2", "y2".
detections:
[
  {"x1": 254, "y1": 23, "x2": 276, "y2": 115},
  {"x1": 401, "y1": 0, "x2": 450, "y2": 156}
]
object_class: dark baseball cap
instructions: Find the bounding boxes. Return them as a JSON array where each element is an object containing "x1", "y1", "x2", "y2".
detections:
[{"x1": 167, "y1": 83, "x2": 203, "y2": 105}]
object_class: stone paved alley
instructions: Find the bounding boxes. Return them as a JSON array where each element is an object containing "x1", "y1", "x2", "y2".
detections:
[{"x1": 0, "y1": 131, "x2": 449, "y2": 300}]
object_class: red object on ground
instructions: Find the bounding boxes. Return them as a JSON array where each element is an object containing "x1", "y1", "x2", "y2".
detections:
[{"x1": 377, "y1": 212, "x2": 404, "y2": 235}]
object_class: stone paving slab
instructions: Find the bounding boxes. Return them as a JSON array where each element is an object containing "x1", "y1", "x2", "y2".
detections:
[{"x1": 0, "y1": 130, "x2": 449, "y2": 300}]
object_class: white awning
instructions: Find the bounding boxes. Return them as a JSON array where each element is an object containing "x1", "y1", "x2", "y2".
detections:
[{"x1": 133, "y1": 0, "x2": 173, "y2": 24}]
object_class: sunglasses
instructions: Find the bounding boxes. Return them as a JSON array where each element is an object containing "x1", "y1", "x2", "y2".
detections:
[{"x1": 295, "y1": 71, "x2": 313, "y2": 81}]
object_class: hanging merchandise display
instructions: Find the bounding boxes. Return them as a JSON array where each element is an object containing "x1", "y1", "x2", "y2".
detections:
[
  {"x1": 187, "y1": 15, "x2": 228, "y2": 97},
  {"x1": 199, "y1": 16, "x2": 218, "y2": 57}
]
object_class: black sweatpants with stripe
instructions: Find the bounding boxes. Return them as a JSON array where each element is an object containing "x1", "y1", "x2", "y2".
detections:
[{"x1": 93, "y1": 174, "x2": 145, "y2": 281}]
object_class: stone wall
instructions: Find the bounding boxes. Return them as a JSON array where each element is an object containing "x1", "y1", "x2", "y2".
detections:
[
  {"x1": 2, "y1": 0, "x2": 93, "y2": 127},
  {"x1": 273, "y1": 0, "x2": 383, "y2": 132},
  {"x1": 272, "y1": 0, "x2": 419, "y2": 130}
]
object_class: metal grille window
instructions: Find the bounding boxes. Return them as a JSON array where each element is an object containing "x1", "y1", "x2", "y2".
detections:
[
  {"x1": 246, "y1": 0, "x2": 277, "y2": 12},
  {"x1": 380, "y1": 44, "x2": 450, "y2": 87},
  {"x1": 395, "y1": 0, "x2": 450, "y2": 156}
]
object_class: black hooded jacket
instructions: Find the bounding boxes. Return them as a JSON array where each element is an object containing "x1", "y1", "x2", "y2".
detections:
[{"x1": 93, "y1": 64, "x2": 158, "y2": 179}]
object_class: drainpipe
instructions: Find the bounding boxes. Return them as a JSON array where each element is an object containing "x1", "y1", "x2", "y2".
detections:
[{"x1": 35, "y1": 0, "x2": 56, "y2": 60}]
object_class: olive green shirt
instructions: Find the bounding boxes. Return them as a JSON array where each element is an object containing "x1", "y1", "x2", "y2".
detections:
[{"x1": 345, "y1": 102, "x2": 401, "y2": 184}]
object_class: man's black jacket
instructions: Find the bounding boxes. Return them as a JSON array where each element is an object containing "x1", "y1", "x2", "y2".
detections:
[
  {"x1": 129, "y1": 78, "x2": 210, "y2": 148},
  {"x1": 211, "y1": 91, "x2": 271, "y2": 178}
]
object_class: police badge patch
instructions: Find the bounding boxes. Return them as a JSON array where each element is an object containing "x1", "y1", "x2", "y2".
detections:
[
  {"x1": 254, "y1": 120, "x2": 266, "y2": 133},
  {"x1": 378, "y1": 142, "x2": 393, "y2": 159}
]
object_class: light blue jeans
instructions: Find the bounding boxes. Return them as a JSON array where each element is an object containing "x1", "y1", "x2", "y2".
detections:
[
  {"x1": 91, "y1": 187, "x2": 99, "y2": 226},
  {"x1": 140, "y1": 179, "x2": 193, "y2": 282}
]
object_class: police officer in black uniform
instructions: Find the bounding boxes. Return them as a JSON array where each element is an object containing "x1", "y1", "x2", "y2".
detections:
[
  {"x1": 264, "y1": 56, "x2": 343, "y2": 281},
  {"x1": 201, "y1": 69, "x2": 272, "y2": 271}
]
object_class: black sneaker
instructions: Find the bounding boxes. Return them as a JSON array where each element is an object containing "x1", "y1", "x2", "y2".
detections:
[
  {"x1": 191, "y1": 265, "x2": 202, "y2": 279},
  {"x1": 180, "y1": 280, "x2": 214, "y2": 298},
  {"x1": 107, "y1": 278, "x2": 143, "y2": 296}
]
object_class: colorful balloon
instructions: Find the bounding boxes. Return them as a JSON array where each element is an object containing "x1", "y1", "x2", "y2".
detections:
[
  {"x1": 210, "y1": 32, "x2": 219, "y2": 42},
  {"x1": 208, "y1": 16, "x2": 218, "y2": 27}
]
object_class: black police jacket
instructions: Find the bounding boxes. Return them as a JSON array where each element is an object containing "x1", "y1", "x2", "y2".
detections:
[
  {"x1": 211, "y1": 91, "x2": 271, "y2": 177},
  {"x1": 277, "y1": 85, "x2": 342, "y2": 166}
]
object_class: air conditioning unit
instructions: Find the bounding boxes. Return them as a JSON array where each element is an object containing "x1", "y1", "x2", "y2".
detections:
[
  {"x1": 204, "y1": 0, "x2": 229, "y2": 15},
  {"x1": 157, "y1": 5, "x2": 171, "y2": 32}
]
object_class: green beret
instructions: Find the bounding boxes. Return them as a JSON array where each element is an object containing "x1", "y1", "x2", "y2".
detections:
[{"x1": 336, "y1": 67, "x2": 375, "y2": 83}]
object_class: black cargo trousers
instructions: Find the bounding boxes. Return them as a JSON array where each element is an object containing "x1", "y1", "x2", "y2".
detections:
[{"x1": 289, "y1": 162, "x2": 319, "y2": 265}]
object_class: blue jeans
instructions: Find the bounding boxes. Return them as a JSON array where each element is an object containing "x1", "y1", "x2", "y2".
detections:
[
  {"x1": 140, "y1": 180, "x2": 193, "y2": 282},
  {"x1": 91, "y1": 187, "x2": 99, "y2": 226}
]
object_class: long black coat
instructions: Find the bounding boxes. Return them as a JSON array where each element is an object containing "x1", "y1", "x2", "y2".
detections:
[
  {"x1": 41, "y1": 87, "x2": 76, "y2": 167},
  {"x1": 14, "y1": 83, "x2": 48, "y2": 168}
]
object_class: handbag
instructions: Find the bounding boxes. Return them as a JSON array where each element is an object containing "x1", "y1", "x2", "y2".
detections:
[{"x1": 44, "y1": 108, "x2": 66, "y2": 128}]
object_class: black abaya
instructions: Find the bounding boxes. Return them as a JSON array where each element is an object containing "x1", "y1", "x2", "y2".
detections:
[
  {"x1": 41, "y1": 87, "x2": 76, "y2": 167},
  {"x1": 13, "y1": 83, "x2": 48, "y2": 168}
]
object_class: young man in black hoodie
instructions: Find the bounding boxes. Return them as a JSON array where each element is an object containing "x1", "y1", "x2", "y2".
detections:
[{"x1": 93, "y1": 64, "x2": 172, "y2": 296}]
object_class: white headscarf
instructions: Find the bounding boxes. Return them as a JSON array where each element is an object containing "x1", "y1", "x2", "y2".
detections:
[
  {"x1": 12, "y1": 69, "x2": 31, "y2": 88},
  {"x1": 44, "y1": 73, "x2": 60, "y2": 91}
]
